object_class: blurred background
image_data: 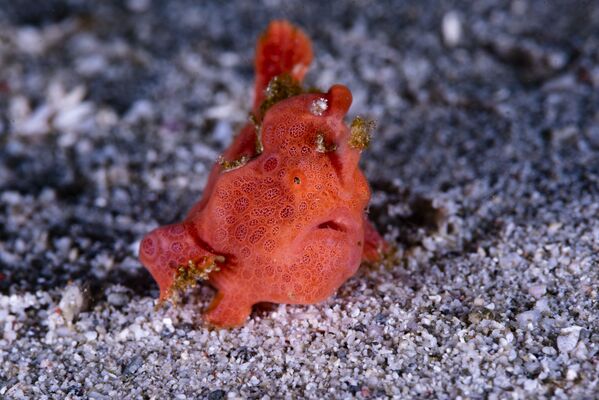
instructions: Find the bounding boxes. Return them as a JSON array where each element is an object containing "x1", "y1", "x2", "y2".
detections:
[{"x1": 1, "y1": 0, "x2": 597, "y2": 295}]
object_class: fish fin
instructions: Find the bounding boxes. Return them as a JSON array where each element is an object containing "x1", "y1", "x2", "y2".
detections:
[
  {"x1": 362, "y1": 217, "x2": 390, "y2": 263},
  {"x1": 204, "y1": 290, "x2": 253, "y2": 328},
  {"x1": 254, "y1": 20, "x2": 313, "y2": 111},
  {"x1": 139, "y1": 222, "x2": 224, "y2": 302}
]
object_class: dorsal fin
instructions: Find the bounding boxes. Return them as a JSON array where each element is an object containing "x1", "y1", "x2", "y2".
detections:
[{"x1": 253, "y1": 20, "x2": 313, "y2": 112}]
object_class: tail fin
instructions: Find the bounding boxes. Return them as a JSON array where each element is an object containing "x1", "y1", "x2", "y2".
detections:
[{"x1": 253, "y1": 20, "x2": 313, "y2": 110}]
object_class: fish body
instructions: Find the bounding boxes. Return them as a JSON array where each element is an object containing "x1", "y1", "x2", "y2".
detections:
[{"x1": 139, "y1": 20, "x2": 386, "y2": 327}]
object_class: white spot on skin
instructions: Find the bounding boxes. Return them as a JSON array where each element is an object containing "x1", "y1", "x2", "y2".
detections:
[{"x1": 310, "y1": 98, "x2": 328, "y2": 116}]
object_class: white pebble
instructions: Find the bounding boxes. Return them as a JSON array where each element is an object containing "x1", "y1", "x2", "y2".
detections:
[
  {"x1": 54, "y1": 102, "x2": 94, "y2": 133},
  {"x1": 523, "y1": 379, "x2": 538, "y2": 392},
  {"x1": 249, "y1": 376, "x2": 260, "y2": 386},
  {"x1": 58, "y1": 284, "x2": 87, "y2": 325},
  {"x1": 534, "y1": 297, "x2": 550, "y2": 313},
  {"x1": 442, "y1": 11, "x2": 462, "y2": 47},
  {"x1": 16, "y1": 104, "x2": 52, "y2": 136},
  {"x1": 516, "y1": 310, "x2": 539, "y2": 329},
  {"x1": 566, "y1": 367, "x2": 578, "y2": 381},
  {"x1": 528, "y1": 284, "x2": 546, "y2": 299},
  {"x1": 557, "y1": 326, "x2": 582, "y2": 354},
  {"x1": 16, "y1": 27, "x2": 45, "y2": 54},
  {"x1": 127, "y1": 0, "x2": 150, "y2": 12},
  {"x1": 125, "y1": 100, "x2": 155, "y2": 123}
]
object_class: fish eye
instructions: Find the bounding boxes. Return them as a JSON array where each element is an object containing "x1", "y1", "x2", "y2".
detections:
[{"x1": 290, "y1": 170, "x2": 306, "y2": 188}]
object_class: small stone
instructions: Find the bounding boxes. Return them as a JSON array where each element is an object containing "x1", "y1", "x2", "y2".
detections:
[
  {"x1": 54, "y1": 102, "x2": 94, "y2": 133},
  {"x1": 550, "y1": 126, "x2": 578, "y2": 144},
  {"x1": 547, "y1": 222, "x2": 562, "y2": 235},
  {"x1": 337, "y1": 349, "x2": 348, "y2": 360},
  {"x1": 534, "y1": 298, "x2": 550, "y2": 313},
  {"x1": 125, "y1": 100, "x2": 154, "y2": 123},
  {"x1": 528, "y1": 284, "x2": 546, "y2": 299},
  {"x1": 566, "y1": 367, "x2": 578, "y2": 381},
  {"x1": 107, "y1": 292, "x2": 129, "y2": 307},
  {"x1": 557, "y1": 326, "x2": 582, "y2": 354},
  {"x1": 207, "y1": 390, "x2": 226, "y2": 400},
  {"x1": 127, "y1": 0, "x2": 150, "y2": 12},
  {"x1": 572, "y1": 341, "x2": 588, "y2": 360},
  {"x1": 525, "y1": 360, "x2": 541, "y2": 374},
  {"x1": 442, "y1": 11, "x2": 462, "y2": 47},
  {"x1": 88, "y1": 391, "x2": 110, "y2": 400},
  {"x1": 122, "y1": 355, "x2": 144, "y2": 375},
  {"x1": 586, "y1": 125, "x2": 599, "y2": 149},
  {"x1": 249, "y1": 376, "x2": 260, "y2": 385},
  {"x1": 523, "y1": 379, "x2": 538, "y2": 392},
  {"x1": 516, "y1": 310, "x2": 539, "y2": 329},
  {"x1": 58, "y1": 283, "x2": 89, "y2": 325},
  {"x1": 16, "y1": 27, "x2": 45, "y2": 55}
]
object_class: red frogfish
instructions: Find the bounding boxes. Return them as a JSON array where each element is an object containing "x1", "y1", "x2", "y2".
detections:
[{"x1": 139, "y1": 20, "x2": 387, "y2": 328}]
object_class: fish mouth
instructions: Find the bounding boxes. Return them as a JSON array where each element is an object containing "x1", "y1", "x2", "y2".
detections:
[
  {"x1": 312, "y1": 209, "x2": 355, "y2": 234},
  {"x1": 316, "y1": 220, "x2": 347, "y2": 232}
]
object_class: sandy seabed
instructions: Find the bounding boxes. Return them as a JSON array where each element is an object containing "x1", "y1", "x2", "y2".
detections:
[{"x1": 0, "y1": 1, "x2": 598, "y2": 398}]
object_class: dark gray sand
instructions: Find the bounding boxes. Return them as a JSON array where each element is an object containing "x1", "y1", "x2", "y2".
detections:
[{"x1": 1, "y1": 0, "x2": 598, "y2": 398}]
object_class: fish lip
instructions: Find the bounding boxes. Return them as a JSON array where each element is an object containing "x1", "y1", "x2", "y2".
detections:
[
  {"x1": 316, "y1": 219, "x2": 347, "y2": 233},
  {"x1": 312, "y1": 208, "x2": 355, "y2": 234}
]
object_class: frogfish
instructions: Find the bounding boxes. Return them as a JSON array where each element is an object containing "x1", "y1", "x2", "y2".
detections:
[{"x1": 139, "y1": 20, "x2": 387, "y2": 327}]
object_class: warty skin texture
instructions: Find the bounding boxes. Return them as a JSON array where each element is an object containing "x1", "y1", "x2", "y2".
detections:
[{"x1": 139, "y1": 20, "x2": 386, "y2": 327}]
